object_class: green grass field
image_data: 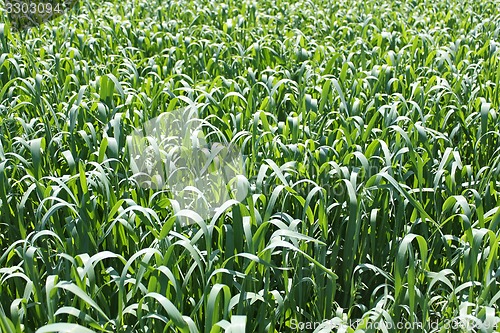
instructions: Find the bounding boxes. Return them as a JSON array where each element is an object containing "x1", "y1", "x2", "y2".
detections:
[{"x1": 1, "y1": 0, "x2": 500, "y2": 332}]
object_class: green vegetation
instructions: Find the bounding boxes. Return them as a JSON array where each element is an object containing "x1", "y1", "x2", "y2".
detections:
[{"x1": 1, "y1": 0, "x2": 500, "y2": 331}]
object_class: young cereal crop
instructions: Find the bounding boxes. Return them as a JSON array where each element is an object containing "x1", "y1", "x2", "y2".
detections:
[{"x1": 0, "y1": 0, "x2": 499, "y2": 332}]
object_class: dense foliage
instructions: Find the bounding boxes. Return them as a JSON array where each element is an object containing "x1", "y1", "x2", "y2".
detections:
[{"x1": 0, "y1": 0, "x2": 500, "y2": 332}]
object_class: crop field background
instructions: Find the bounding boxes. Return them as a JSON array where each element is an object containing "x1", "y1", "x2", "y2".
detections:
[{"x1": 0, "y1": 0, "x2": 500, "y2": 332}]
